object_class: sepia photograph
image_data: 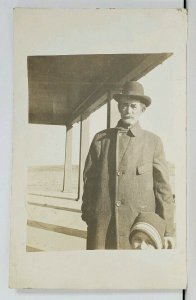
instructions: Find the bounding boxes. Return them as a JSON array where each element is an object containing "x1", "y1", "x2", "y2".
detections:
[
  {"x1": 27, "y1": 53, "x2": 176, "y2": 251},
  {"x1": 9, "y1": 8, "x2": 187, "y2": 289}
]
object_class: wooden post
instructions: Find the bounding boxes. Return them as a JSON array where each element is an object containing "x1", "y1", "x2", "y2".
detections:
[
  {"x1": 107, "y1": 90, "x2": 112, "y2": 129},
  {"x1": 78, "y1": 115, "x2": 90, "y2": 200},
  {"x1": 62, "y1": 125, "x2": 73, "y2": 192}
]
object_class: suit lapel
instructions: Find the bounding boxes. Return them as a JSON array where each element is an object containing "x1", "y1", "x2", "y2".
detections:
[
  {"x1": 116, "y1": 121, "x2": 142, "y2": 168},
  {"x1": 118, "y1": 133, "x2": 132, "y2": 167}
]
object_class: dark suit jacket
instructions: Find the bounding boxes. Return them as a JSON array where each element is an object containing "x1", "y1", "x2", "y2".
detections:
[{"x1": 81, "y1": 121, "x2": 175, "y2": 249}]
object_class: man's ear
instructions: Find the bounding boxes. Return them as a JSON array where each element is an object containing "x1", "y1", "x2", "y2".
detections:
[{"x1": 141, "y1": 105, "x2": 146, "y2": 113}]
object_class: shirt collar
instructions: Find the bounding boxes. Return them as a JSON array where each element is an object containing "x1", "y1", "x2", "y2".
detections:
[{"x1": 116, "y1": 120, "x2": 142, "y2": 137}]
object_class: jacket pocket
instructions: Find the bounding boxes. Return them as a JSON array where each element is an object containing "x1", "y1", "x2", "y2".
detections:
[{"x1": 137, "y1": 162, "x2": 152, "y2": 175}]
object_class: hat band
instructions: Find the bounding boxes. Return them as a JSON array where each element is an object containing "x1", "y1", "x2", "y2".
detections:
[
  {"x1": 130, "y1": 222, "x2": 163, "y2": 249},
  {"x1": 121, "y1": 90, "x2": 144, "y2": 96}
]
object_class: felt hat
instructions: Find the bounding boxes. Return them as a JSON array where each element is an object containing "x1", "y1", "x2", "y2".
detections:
[
  {"x1": 129, "y1": 212, "x2": 166, "y2": 249},
  {"x1": 113, "y1": 81, "x2": 151, "y2": 107}
]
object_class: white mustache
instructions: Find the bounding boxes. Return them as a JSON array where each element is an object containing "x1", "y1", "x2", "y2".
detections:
[{"x1": 124, "y1": 115, "x2": 134, "y2": 118}]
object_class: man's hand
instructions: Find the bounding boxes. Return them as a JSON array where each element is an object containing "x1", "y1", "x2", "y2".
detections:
[{"x1": 164, "y1": 236, "x2": 175, "y2": 249}]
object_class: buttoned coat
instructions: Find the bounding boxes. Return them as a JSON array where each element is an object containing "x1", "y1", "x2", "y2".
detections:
[{"x1": 81, "y1": 121, "x2": 175, "y2": 249}]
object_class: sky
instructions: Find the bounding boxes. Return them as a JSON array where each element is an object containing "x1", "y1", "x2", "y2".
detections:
[{"x1": 28, "y1": 54, "x2": 176, "y2": 166}]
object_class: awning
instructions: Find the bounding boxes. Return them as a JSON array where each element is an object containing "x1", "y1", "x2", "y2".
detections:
[{"x1": 28, "y1": 53, "x2": 172, "y2": 126}]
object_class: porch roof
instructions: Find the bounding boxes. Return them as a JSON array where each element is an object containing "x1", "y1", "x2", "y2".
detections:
[{"x1": 28, "y1": 53, "x2": 172, "y2": 126}]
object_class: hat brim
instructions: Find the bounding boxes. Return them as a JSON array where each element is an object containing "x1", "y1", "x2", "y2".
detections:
[{"x1": 113, "y1": 94, "x2": 151, "y2": 107}]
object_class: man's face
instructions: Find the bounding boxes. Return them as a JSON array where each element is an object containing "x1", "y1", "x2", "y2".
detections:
[
  {"x1": 130, "y1": 231, "x2": 156, "y2": 250},
  {"x1": 118, "y1": 99, "x2": 145, "y2": 126}
]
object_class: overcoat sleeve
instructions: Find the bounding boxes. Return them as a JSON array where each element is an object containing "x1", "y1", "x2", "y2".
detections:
[
  {"x1": 81, "y1": 134, "x2": 101, "y2": 224},
  {"x1": 153, "y1": 136, "x2": 175, "y2": 236}
]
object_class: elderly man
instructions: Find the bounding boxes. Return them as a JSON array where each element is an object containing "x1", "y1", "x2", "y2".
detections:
[{"x1": 81, "y1": 81, "x2": 175, "y2": 250}]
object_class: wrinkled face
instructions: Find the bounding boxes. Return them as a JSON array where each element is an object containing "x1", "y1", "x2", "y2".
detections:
[
  {"x1": 118, "y1": 99, "x2": 145, "y2": 126},
  {"x1": 130, "y1": 231, "x2": 156, "y2": 250}
]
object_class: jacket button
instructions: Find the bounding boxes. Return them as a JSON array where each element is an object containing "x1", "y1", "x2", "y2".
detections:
[
  {"x1": 140, "y1": 205, "x2": 147, "y2": 210},
  {"x1": 116, "y1": 201, "x2": 121, "y2": 207}
]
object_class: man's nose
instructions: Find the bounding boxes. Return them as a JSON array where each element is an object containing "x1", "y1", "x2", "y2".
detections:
[
  {"x1": 140, "y1": 241, "x2": 148, "y2": 250},
  {"x1": 126, "y1": 105, "x2": 132, "y2": 114}
]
